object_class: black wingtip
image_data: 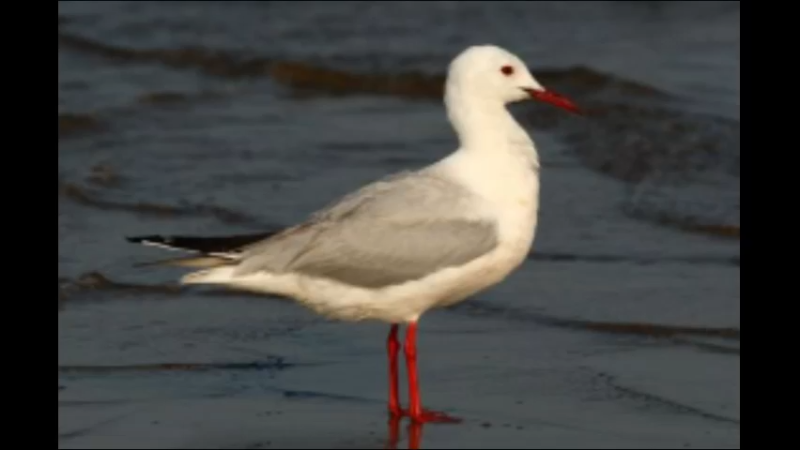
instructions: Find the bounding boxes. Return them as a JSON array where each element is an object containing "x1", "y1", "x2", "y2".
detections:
[
  {"x1": 126, "y1": 235, "x2": 164, "y2": 244},
  {"x1": 124, "y1": 231, "x2": 278, "y2": 253}
]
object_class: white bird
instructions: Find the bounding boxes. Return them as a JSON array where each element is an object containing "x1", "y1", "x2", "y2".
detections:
[{"x1": 127, "y1": 44, "x2": 581, "y2": 425}]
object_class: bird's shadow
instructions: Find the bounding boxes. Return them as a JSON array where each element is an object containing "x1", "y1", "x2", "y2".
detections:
[{"x1": 384, "y1": 416, "x2": 426, "y2": 450}]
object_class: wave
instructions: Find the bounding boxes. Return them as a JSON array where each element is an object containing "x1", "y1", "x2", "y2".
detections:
[{"x1": 58, "y1": 30, "x2": 739, "y2": 240}]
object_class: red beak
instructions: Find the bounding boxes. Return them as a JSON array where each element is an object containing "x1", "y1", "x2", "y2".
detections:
[{"x1": 523, "y1": 88, "x2": 582, "y2": 115}]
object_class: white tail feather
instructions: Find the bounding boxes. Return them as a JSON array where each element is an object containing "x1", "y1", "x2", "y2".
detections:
[{"x1": 181, "y1": 267, "x2": 237, "y2": 285}]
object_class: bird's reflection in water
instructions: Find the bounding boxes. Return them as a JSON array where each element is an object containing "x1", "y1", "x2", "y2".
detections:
[{"x1": 384, "y1": 416, "x2": 425, "y2": 449}]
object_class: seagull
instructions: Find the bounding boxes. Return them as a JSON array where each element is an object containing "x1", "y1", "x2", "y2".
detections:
[{"x1": 126, "y1": 44, "x2": 581, "y2": 424}]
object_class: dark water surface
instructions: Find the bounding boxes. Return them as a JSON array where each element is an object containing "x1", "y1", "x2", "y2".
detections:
[{"x1": 58, "y1": 2, "x2": 739, "y2": 448}]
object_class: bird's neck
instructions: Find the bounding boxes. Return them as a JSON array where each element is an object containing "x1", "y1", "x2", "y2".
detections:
[{"x1": 445, "y1": 90, "x2": 539, "y2": 169}]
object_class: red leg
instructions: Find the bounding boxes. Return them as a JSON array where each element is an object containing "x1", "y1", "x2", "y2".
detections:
[
  {"x1": 402, "y1": 322, "x2": 461, "y2": 424},
  {"x1": 387, "y1": 324, "x2": 402, "y2": 417}
]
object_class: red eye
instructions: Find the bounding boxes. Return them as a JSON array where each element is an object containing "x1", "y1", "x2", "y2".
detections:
[{"x1": 501, "y1": 65, "x2": 514, "y2": 76}]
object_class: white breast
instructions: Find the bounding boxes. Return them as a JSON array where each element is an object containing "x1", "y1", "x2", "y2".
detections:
[
  {"x1": 401, "y1": 145, "x2": 540, "y2": 309},
  {"x1": 440, "y1": 144, "x2": 541, "y2": 248}
]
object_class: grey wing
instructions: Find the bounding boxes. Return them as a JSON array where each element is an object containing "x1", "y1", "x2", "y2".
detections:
[{"x1": 233, "y1": 171, "x2": 499, "y2": 288}]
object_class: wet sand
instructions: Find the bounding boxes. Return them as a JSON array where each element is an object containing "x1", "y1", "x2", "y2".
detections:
[{"x1": 58, "y1": 2, "x2": 739, "y2": 448}]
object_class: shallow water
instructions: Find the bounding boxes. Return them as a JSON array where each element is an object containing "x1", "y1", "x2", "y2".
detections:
[{"x1": 58, "y1": 2, "x2": 740, "y2": 448}]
